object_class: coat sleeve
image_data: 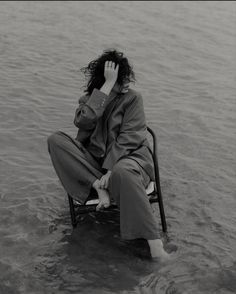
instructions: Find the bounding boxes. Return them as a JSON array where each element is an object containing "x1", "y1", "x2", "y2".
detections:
[
  {"x1": 102, "y1": 93, "x2": 147, "y2": 171},
  {"x1": 74, "y1": 88, "x2": 111, "y2": 130}
]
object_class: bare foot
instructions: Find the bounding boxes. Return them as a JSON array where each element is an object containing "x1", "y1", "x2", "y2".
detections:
[
  {"x1": 92, "y1": 179, "x2": 110, "y2": 211},
  {"x1": 148, "y1": 239, "x2": 171, "y2": 262},
  {"x1": 96, "y1": 188, "x2": 111, "y2": 211}
]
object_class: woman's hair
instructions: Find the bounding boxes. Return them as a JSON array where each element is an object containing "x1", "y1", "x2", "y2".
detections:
[{"x1": 80, "y1": 49, "x2": 136, "y2": 95}]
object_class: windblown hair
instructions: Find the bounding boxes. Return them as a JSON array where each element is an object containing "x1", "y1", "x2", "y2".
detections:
[{"x1": 80, "y1": 49, "x2": 136, "y2": 95}]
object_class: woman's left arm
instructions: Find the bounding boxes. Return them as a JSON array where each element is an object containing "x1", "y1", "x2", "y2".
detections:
[{"x1": 102, "y1": 93, "x2": 147, "y2": 171}]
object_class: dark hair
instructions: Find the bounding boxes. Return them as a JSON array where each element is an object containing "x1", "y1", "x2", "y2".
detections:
[{"x1": 80, "y1": 49, "x2": 136, "y2": 95}]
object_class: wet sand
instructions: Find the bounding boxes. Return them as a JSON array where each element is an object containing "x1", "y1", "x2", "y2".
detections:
[{"x1": 0, "y1": 1, "x2": 236, "y2": 293}]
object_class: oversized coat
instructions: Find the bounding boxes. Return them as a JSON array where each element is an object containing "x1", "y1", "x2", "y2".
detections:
[{"x1": 73, "y1": 88, "x2": 155, "y2": 181}]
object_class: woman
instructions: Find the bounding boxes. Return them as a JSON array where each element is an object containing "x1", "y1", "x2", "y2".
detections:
[{"x1": 47, "y1": 49, "x2": 170, "y2": 260}]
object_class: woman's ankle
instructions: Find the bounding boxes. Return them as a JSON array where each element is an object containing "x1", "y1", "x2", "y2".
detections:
[
  {"x1": 148, "y1": 239, "x2": 164, "y2": 248},
  {"x1": 147, "y1": 239, "x2": 170, "y2": 259}
]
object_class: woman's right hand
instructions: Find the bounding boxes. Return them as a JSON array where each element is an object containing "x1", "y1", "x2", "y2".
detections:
[{"x1": 104, "y1": 61, "x2": 119, "y2": 86}]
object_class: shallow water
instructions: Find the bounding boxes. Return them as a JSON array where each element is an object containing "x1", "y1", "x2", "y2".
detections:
[{"x1": 0, "y1": 1, "x2": 236, "y2": 293}]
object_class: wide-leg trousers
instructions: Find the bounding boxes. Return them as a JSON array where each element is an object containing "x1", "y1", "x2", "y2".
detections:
[{"x1": 47, "y1": 131, "x2": 159, "y2": 240}]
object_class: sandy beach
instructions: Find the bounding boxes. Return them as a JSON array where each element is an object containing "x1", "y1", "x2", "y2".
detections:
[{"x1": 0, "y1": 1, "x2": 236, "y2": 293}]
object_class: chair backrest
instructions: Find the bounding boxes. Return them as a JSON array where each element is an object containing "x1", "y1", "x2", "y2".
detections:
[
  {"x1": 146, "y1": 125, "x2": 159, "y2": 190},
  {"x1": 147, "y1": 126, "x2": 157, "y2": 157}
]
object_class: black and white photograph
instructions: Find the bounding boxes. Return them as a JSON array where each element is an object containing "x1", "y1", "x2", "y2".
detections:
[{"x1": 0, "y1": 1, "x2": 235, "y2": 293}]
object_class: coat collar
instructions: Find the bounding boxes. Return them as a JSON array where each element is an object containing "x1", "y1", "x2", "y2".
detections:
[{"x1": 109, "y1": 90, "x2": 121, "y2": 100}]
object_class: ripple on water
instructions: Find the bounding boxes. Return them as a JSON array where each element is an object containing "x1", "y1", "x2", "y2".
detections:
[{"x1": 0, "y1": 1, "x2": 236, "y2": 293}]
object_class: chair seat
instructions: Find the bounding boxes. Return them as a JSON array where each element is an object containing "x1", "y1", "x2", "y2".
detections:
[
  {"x1": 74, "y1": 181, "x2": 156, "y2": 206},
  {"x1": 145, "y1": 181, "x2": 155, "y2": 195}
]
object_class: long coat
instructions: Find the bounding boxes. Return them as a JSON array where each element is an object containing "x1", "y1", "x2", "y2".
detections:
[{"x1": 73, "y1": 88, "x2": 155, "y2": 180}]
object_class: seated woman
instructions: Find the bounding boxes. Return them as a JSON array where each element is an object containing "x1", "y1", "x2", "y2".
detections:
[{"x1": 47, "y1": 49, "x2": 170, "y2": 261}]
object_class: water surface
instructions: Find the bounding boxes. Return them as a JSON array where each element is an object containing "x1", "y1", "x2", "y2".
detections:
[{"x1": 0, "y1": 1, "x2": 236, "y2": 293}]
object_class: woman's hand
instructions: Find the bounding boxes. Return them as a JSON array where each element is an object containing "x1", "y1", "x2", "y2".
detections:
[
  {"x1": 99, "y1": 170, "x2": 112, "y2": 190},
  {"x1": 104, "y1": 61, "x2": 119, "y2": 85},
  {"x1": 100, "y1": 61, "x2": 119, "y2": 96}
]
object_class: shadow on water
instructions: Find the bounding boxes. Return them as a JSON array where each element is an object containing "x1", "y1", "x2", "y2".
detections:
[
  {"x1": 1, "y1": 204, "x2": 235, "y2": 294},
  {"x1": 35, "y1": 209, "x2": 165, "y2": 294},
  {"x1": 34, "y1": 208, "x2": 236, "y2": 294}
]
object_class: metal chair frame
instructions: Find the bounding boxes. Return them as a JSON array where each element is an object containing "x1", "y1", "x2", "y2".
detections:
[{"x1": 67, "y1": 126, "x2": 167, "y2": 233}]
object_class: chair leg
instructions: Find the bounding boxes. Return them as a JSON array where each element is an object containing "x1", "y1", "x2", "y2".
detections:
[
  {"x1": 68, "y1": 194, "x2": 77, "y2": 228},
  {"x1": 156, "y1": 183, "x2": 167, "y2": 233},
  {"x1": 153, "y1": 157, "x2": 167, "y2": 233}
]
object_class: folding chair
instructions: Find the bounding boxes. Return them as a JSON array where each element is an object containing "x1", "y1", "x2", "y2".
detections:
[{"x1": 67, "y1": 126, "x2": 167, "y2": 233}]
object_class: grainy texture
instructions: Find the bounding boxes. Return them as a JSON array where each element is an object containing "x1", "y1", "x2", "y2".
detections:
[{"x1": 0, "y1": 1, "x2": 235, "y2": 293}]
